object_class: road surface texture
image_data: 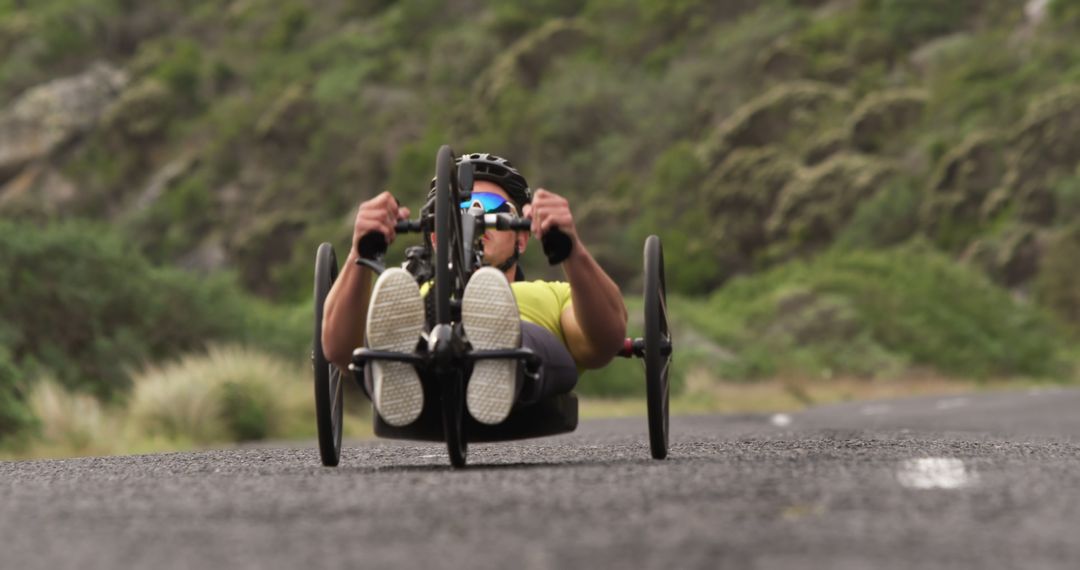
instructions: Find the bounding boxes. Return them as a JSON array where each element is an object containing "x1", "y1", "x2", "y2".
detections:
[{"x1": 3, "y1": 387, "x2": 1079, "y2": 569}]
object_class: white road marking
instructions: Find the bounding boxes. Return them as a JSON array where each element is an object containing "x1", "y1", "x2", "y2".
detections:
[
  {"x1": 896, "y1": 458, "x2": 977, "y2": 490},
  {"x1": 770, "y1": 413, "x2": 792, "y2": 427},
  {"x1": 860, "y1": 404, "x2": 891, "y2": 416},
  {"x1": 1027, "y1": 387, "x2": 1063, "y2": 396},
  {"x1": 935, "y1": 398, "x2": 968, "y2": 410}
]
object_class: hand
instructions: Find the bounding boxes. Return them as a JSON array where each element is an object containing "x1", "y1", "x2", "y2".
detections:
[
  {"x1": 523, "y1": 188, "x2": 579, "y2": 245},
  {"x1": 351, "y1": 191, "x2": 410, "y2": 255}
]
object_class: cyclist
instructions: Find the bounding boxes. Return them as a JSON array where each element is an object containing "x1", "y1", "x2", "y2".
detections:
[{"x1": 321, "y1": 153, "x2": 627, "y2": 427}]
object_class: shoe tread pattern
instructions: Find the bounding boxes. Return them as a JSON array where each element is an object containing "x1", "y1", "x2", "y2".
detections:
[
  {"x1": 462, "y1": 268, "x2": 521, "y2": 425},
  {"x1": 366, "y1": 268, "x2": 425, "y2": 426}
]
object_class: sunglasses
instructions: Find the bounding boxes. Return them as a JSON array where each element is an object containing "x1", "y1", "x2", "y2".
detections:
[{"x1": 460, "y1": 192, "x2": 517, "y2": 215}]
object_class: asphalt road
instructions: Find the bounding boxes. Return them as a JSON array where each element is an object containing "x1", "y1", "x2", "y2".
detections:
[{"x1": 3, "y1": 387, "x2": 1080, "y2": 569}]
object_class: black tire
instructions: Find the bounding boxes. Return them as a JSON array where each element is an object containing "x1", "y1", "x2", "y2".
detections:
[
  {"x1": 643, "y1": 235, "x2": 671, "y2": 460},
  {"x1": 313, "y1": 242, "x2": 344, "y2": 467},
  {"x1": 434, "y1": 144, "x2": 468, "y2": 467},
  {"x1": 443, "y1": 371, "x2": 468, "y2": 468},
  {"x1": 434, "y1": 145, "x2": 454, "y2": 325}
]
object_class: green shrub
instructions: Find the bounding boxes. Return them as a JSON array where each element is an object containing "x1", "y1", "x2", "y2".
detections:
[
  {"x1": 1051, "y1": 172, "x2": 1080, "y2": 224},
  {"x1": 0, "y1": 221, "x2": 305, "y2": 404},
  {"x1": 635, "y1": 143, "x2": 718, "y2": 294},
  {"x1": 488, "y1": 0, "x2": 586, "y2": 40},
  {"x1": 266, "y1": 2, "x2": 309, "y2": 51},
  {"x1": 1050, "y1": 0, "x2": 1080, "y2": 28},
  {"x1": 149, "y1": 38, "x2": 204, "y2": 105},
  {"x1": 219, "y1": 381, "x2": 274, "y2": 441},
  {"x1": 836, "y1": 177, "x2": 922, "y2": 250},
  {"x1": 0, "y1": 347, "x2": 35, "y2": 443},
  {"x1": 858, "y1": 0, "x2": 979, "y2": 48},
  {"x1": 128, "y1": 345, "x2": 299, "y2": 444},
  {"x1": 1036, "y1": 224, "x2": 1080, "y2": 335},
  {"x1": 698, "y1": 243, "x2": 1069, "y2": 379}
]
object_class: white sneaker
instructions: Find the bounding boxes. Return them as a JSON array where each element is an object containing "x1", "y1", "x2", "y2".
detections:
[
  {"x1": 462, "y1": 267, "x2": 521, "y2": 425},
  {"x1": 366, "y1": 268, "x2": 425, "y2": 427}
]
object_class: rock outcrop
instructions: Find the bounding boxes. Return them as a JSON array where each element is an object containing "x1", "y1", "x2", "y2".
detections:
[
  {"x1": 0, "y1": 63, "x2": 128, "y2": 182},
  {"x1": 477, "y1": 19, "x2": 593, "y2": 104},
  {"x1": 848, "y1": 89, "x2": 928, "y2": 153},
  {"x1": 767, "y1": 153, "x2": 892, "y2": 252},
  {"x1": 920, "y1": 131, "x2": 1006, "y2": 246},
  {"x1": 698, "y1": 81, "x2": 850, "y2": 168}
]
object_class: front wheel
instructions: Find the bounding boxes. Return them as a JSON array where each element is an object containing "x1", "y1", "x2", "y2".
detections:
[
  {"x1": 643, "y1": 235, "x2": 670, "y2": 460},
  {"x1": 443, "y1": 371, "x2": 468, "y2": 468}
]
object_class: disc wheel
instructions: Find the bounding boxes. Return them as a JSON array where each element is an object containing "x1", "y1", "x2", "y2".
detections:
[
  {"x1": 643, "y1": 235, "x2": 671, "y2": 460},
  {"x1": 313, "y1": 242, "x2": 344, "y2": 467},
  {"x1": 434, "y1": 144, "x2": 468, "y2": 467}
]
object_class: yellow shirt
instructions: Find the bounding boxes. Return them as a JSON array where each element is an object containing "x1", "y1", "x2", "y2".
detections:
[
  {"x1": 511, "y1": 280, "x2": 573, "y2": 346},
  {"x1": 420, "y1": 280, "x2": 573, "y2": 346}
]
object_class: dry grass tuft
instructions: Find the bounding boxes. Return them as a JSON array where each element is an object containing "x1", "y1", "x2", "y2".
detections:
[
  {"x1": 128, "y1": 345, "x2": 306, "y2": 443},
  {"x1": 28, "y1": 377, "x2": 119, "y2": 455}
]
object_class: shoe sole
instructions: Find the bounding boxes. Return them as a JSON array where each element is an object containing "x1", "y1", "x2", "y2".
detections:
[
  {"x1": 462, "y1": 268, "x2": 520, "y2": 425},
  {"x1": 366, "y1": 268, "x2": 425, "y2": 427}
]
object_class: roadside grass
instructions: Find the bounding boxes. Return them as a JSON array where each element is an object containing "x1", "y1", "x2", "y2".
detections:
[
  {"x1": 1, "y1": 345, "x2": 360, "y2": 460},
  {"x1": 580, "y1": 373, "x2": 1050, "y2": 420},
  {"x1": 128, "y1": 345, "x2": 301, "y2": 443}
]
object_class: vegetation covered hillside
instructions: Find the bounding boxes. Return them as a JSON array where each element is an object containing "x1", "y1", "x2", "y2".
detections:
[{"x1": 3, "y1": 0, "x2": 1080, "y2": 449}]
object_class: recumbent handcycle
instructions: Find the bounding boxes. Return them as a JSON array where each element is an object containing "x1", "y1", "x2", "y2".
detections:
[{"x1": 311, "y1": 145, "x2": 673, "y2": 467}]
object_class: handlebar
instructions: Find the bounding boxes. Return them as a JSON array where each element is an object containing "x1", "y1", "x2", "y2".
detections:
[
  {"x1": 356, "y1": 214, "x2": 573, "y2": 265},
  {"x1": 482, "y1": 213, "x2": 572, "y2": 264}
]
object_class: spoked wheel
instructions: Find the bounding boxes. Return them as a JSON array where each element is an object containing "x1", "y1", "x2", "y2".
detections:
[
  {"x1": 313, "y1": 242, "x2": 344, "y2": 467},
  {"x1": 434, "y1": 144, "x2": 468, "y2": 467},
  {"x1": 643, "y1": 235, "x2": 671, "y2": 460}
]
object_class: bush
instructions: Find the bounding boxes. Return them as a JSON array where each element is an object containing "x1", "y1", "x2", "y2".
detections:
[
  {"x1": 635, "y1": 143, "x2": 717, "y2": 294},
  {"x1": 0, "y1": 347, "x2": 35, "y2": 443},
  {"x1": 27, "y1": 376, "x2": 113, "y2": 453},
  {"x1": 1049, "y1": 0, "x2": 1080, "y2": 28},
  {"x1": 836, "y1": 177, "x2": 922, "y2": 250},
  {"x1": 128, "y1": 345, "x2": 300, "y2": 444},
  {"x1": 858, "y1": 0, "x2": 980, "y2": 48},
  {"x1": 0, "y1": 221, "x2": 306, "y2": 403},
  {"x1": 1036, "y1": 224, "x2": 1080, "y2": 335},
  {"x1": 140, "y1": 37, "x2": 205, "y2": 106},
  {"x1": 697, "y1": 243, "x2": 1069, "y2": 379}
]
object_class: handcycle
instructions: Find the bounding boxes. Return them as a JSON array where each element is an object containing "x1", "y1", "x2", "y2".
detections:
[{"x1": 311, "y1": 145, "x2": 673, "y2": 467}]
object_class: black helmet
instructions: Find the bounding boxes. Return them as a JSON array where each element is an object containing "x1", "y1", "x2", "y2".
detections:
[{"x1": 428, "y1": 152, "x2": 531, "y2": 210}]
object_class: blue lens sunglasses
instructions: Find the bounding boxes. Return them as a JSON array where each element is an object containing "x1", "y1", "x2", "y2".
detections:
[{"x1": 460, "y1": 192, "x2": 517, "y2": 215}]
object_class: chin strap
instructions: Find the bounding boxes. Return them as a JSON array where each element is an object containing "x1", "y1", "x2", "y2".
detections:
[{"x1": 495, "y1": 242, "x2": 521, "y2": 277}]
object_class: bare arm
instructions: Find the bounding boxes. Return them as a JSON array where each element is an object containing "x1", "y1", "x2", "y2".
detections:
[
  {"x1": 526, "y1": 189, "x2": 627, "y2": 369},
  {"x1": 321, "y1": 192, "x2": 409, "y2": 371}
]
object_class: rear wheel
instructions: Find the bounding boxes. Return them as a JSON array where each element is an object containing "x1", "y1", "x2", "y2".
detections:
[
  {"x1": 313, "y1": 243, "x2": 344, "y2": 467},
  {"x1": 643, "y1": 235, "x2": 670, "y2": 460}
]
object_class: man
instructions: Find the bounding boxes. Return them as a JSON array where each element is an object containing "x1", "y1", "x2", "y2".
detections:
[{"x1": 321, "y1": 153, "x2": 627, "y2": 427}]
